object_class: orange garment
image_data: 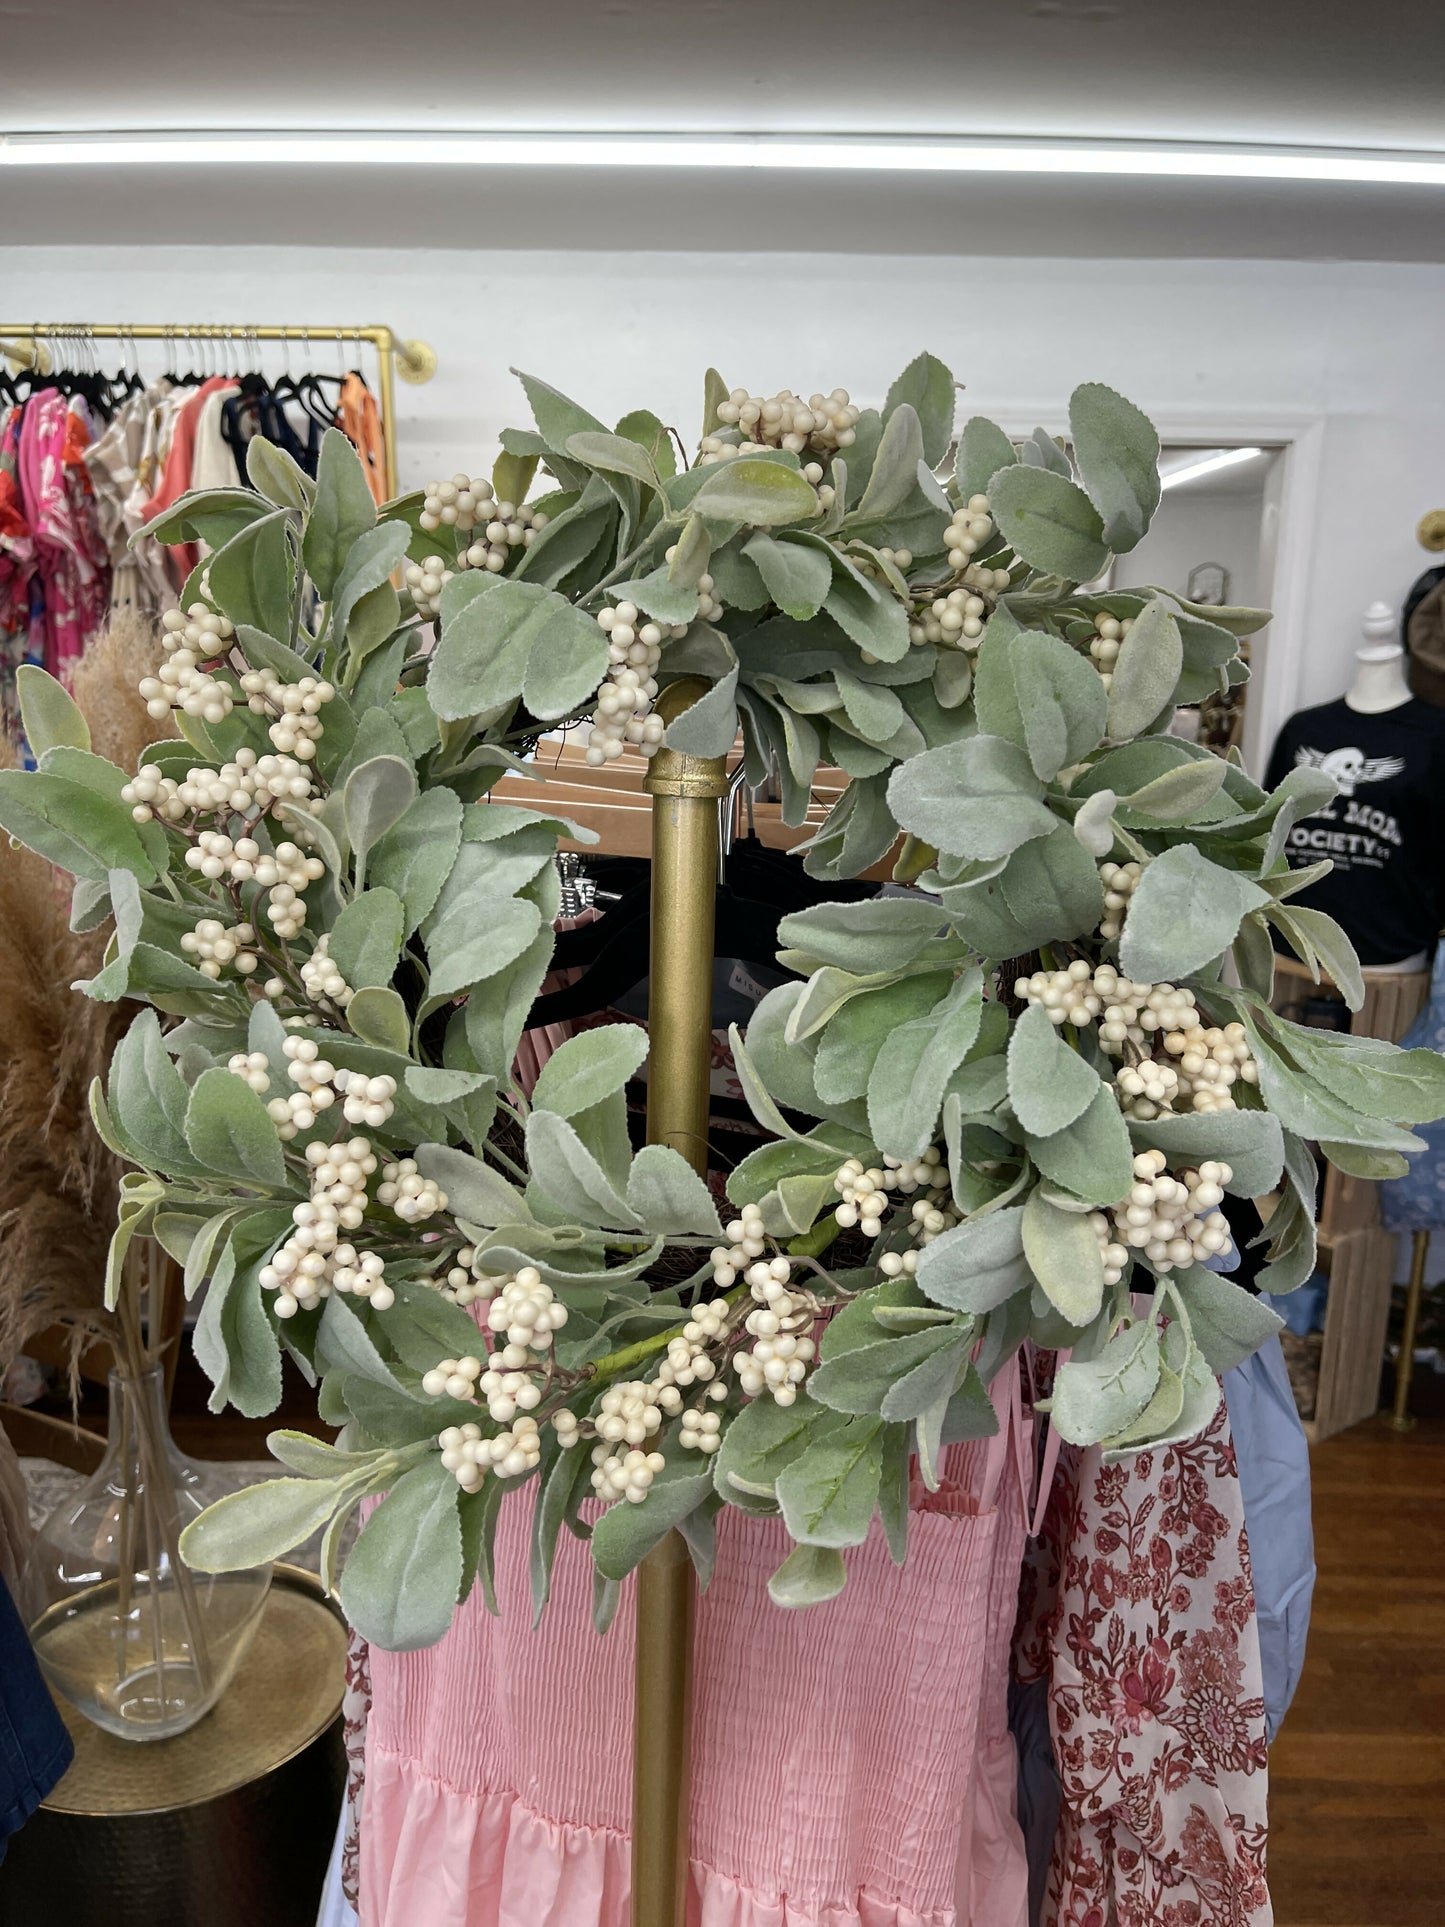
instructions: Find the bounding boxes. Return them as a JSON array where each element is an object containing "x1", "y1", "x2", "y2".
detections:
[
  {"x1": 140, "y1": 375, "x2": 239, "y2": 584},
  {"x1": 338, "y1": 372, "x2": 388, "y2": 507}
]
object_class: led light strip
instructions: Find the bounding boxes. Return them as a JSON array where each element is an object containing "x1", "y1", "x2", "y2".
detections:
[
  {"x1": 1, "y1": 132, "x2": 1443, "y2": 186},
  {"x1": 1158, "y1": 447, "x2": 1265, "y2": 491}
]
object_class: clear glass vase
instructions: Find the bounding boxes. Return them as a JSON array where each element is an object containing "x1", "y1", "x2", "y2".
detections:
[{"x1": 21, "y1": 1365, "x2": 272, "y2": 1741}]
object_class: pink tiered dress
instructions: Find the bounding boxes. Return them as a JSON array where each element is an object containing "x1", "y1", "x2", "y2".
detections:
[{"x1": 360, "y1": 1362, "x2": 1033, "y2": 1927}]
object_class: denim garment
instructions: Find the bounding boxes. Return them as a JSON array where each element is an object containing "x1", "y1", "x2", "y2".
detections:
[{"x1": 0, "y1": 1575, "x2": 71, "y2": 1860}]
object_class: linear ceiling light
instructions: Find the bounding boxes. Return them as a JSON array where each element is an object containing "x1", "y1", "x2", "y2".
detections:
[
  {"x1": 1, "y1": 133, "x2": 1444, "y2": 186},
  {"x1": 1159, "y1": 447, "x2": 1265, "y2": 491}
]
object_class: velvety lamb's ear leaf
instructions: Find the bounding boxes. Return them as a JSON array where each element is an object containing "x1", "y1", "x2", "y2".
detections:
[
  {"x1": 1023, "y1": 1082, "x2": 1136, "y2": 1207},
  {"x1": 205, "y1": 508, "x2": 295, "y2": 640},
  {"x1": 246, "y1": 433, "x2": 315, "y2": 513},
  {"x1": 590, "y1": 1452, "x2": 716, "y2": 1581},
  {"x1": 689, "y1": 458, "x2": 820, "y2": 528},
  {"x1": 1073, "y1": 787, "x2": 1119, "y2": 858},
  {"x1": 884, "y1": 351, "x2": 956, "y2": 469},
  {"x1": 180, "y1": 1472, "x2": 365, "y2": 1572},
  {"x1": 1022, "y1": 1185, "x2": 1106, "y2": 1327},
  {"x1": 625, "y1": 1144, "x2": 723, "y2": 1237},
  {"x1": 955, "y1": 416, "x2": 1018, "y2": 502},
  {"x1": 915, "y1": 1206, "x2": 1031, "y2": 1314},
  {"x1": 767, "y1": 1543, "x2": 848, "y2": 1609},
  {"x1": 531, "y1": 1023, "x2": 649, "y2": 1118},
  {"x1": 1067, "y1": 383, "x2": 1161, "y2": 554},
  {"x1": 184, "y1": 1067, "x2": 287, "y2": 1189},
  {"x1": 340, "y1": 1455, "x2": 463, "y2": 1652},
  {"x1": 775, "y1": 1417, "x2": 883, "y2": 1548},
  {"x1": 344, "y1": 985, "x2": 411, "y2": 1055},
  {"x1": 525, "y1": 1110, "x2": 636, "y2": 1228},
  {"x1": 344, "y1": 755, "x2": 418, "y2": 863},
  {"x1": 327, "y1": 886, "x2": 404, "y2": 990},
  {"x1": 303, "y1": 428, "x2": 378, "y2": 599},
  {"x1": 369, "y1": 787, "x2": 464, "y2": 937},
  {"x1": 1267, "y1": 903, "x2": 1365, "y2": 1013},
  {"x1": 988, "y1": 465, "x2": 1109, "y2": 582},
  {"x1": 661, "y1": 666, "x2": 740, "y2": 758},
  {"x1": 886, "y1": 734, "x2": 1058, "y2": 861},
  {"x1": 1105, "y1": 598, "x2": 1183, "y2": 741},
  {"x1": 17, "y1": 665, "x2": 89, "y2": 756},
  {"x1": 1008, "y1": 628, "x2": 1109, "y2": 781},
  {"x1": 1049, "y1": 1317, "x2": 1161, "y2": 1445},
  {"x1": 1007, "y1": 1003, "x2": 1102, "y2": 1138},
  {"x1": 1169, "y1": 1270, "x2": 1284, "y2": 1375},
  {"x1": 866, "y1": 969, "x2": 985, "y2": 1160},
  {"x1": 1119, "y1": 844, "x2": 1269, "y2": 983},
  {"x1": 1129, "y1": 1107, "x2": 1283, "y2": 1198},
  {"x1": 0, "y1": 769, "x2": 158, "y2": 884},
  {"x1": 742, "y1": 532, "x2": 832, "y2": 620}
]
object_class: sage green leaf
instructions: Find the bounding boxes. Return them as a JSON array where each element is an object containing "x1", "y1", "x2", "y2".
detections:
[
  {"x1": 625, "y1": 1143, "x2": 723, "y2": 1237},
  {"x1": 193, "y1": 1212, "x2": 290, "y2": 1416},
  {"x1": 1022, "y1": 1185, "x2": 1105, "y2": 1326},
  {"x1": 1006, "y1": 629, "x2": 1108, "y2": 781},
  {"x1": 246, "y1": 434, "x2": 314, "y2": 512},
  {"x1": 661, "y1": 666, "x2": 740, "y2": 757},
  {"x1": 955, "y1": 416, "x2": 1017, "y2": 502},
  {"x1": 181, "y1": 1472, "x2": 358, "y2": 1573},
  {"x1": 885, "y1": 352, "x2": 956, "y2": 469},
  {"x1": 988, "y1": 465, "x2": 1108, "y2": 582},
  {"x1": 1068, "y1": 382, "x2": 1161, "y2": 554},
  {"x1": 1117, "y1": 755, "x2": 1228, "y2": 825},
  {"x1": 369, "y1": 787, "x2": 464, "y2": 936},
  {"x1": 17, "y1": 665, "x2": 89, "y2": 756},
  {"x1": 340, "y1": 1455, "x2": 463, "y2": 1651},
  {"x1": 464, "y1": 918, "x2": 554, "y2": 1083},
  {"x1": 742, "y1": 532, "x2": 832, "y2": 619},
  {"x1": 1170, "y1": 1270, "x2": 1284, "y2": 1374},
  {"x1": 607, "y1": 564, "x2": 698, "y2": 626},
  {"x1": 776, "y1": 1417, "x2": 883, "y2": 1549},
  {"x1": 328, "y1": 887, "x2": 404, "y2": 990},
  {"x1": 429, "y1": 578, "x2": 607, "y2": 722},
  {"x1": 206, "y1": 508, "x2": 294, "y2": 640},
  {"x1": 915, "y1": 1206, "x2": 1031, "y2": 1314},
  {"x1": 1007, "y1": 1003, "x2": 1102, "y2": 1137},
  {"x1": 1129, "y1": 1108, "x2": 1283, "y2": 1198},
  {"x1": 867, "y1": 969, "x2": 985, "y2": 1160},
  {"x1": 344, "y1": 755, "x2": 418, "y2": 862},
  {"x1": 1023, "y1": 1084, "x2": 1135, "y2": 1207},
  {"x1": 767, "y1": 1542, "x2": 848, "y2": 1608},
  {"x1": 714, "y1": 1392, "x2": 837, "y2": 1509},
  {"x1": 777, "y1": 896, "x2": 945, "y2": 975},
  {"x1": 514, "y1": 369, "x2": 607, "y2": 452},
  {"x1": 691, "y1": 458, "x2": 819, "y2": 527},
  {"x1": 848, "y1": 403, "x2": 925, "y2": 525},
  {"x1": 878, "y1": 1422, "x2": 909, "y2": 1565},
  {"x1": 425, "y1": 889, "x2": 543, "y2": 1002},
  {"x1": 589, "y1": 1452, "x2": 715, "y2": 1580},
  {"x1": 0, "y1": 769, "x2": 157, "y2": 884},
  {"x1": 564, "y1": 429, "x2": 659, "y2": 487},
  {"x1": 1268, "y1": 904, "x2": 1364, "y2": 1012},
  {"x1": 526, "y1": 1110, "x2": 635, "y2": 1228},
  {"x1": 304, "y1": 428, "x2": 378, "y2": 599},
  {"x1": 184, "y1": 1066, "x2": 287, "y2": 1188},
  {"x1": 887, "y1": 734, "x2": 1057, "y2": 862},
  {"x1": 268, "y1": 1430, "x2": 383, "y2": 1479},
  {"x1": 939, "y1": 824, "x2": 1105, "y2": 958},
  {"x1": 138, "y1": 485, "x2": 270, "y2": 549},
  {"x1": 1289, "y1": 1029, "x2": 1445, "y2": 1129},
  {"x1": 1073, "y1": 787, "x2": 1119, "y2": 858},
  {"x1": 1123, "y1": 1340, "x2": 1220, "y2": 1453},
  {"x1": 809, "y1": 1326, "x2": 962, "y2": 1418},
  {"x1": 1118, "y1": 844, "x2": 1269, "y2": 983},
  {"x1": 1105, "y1": 598, "x2": 1183, "y2": 741},
  {"x1": 814, "y1": 972, "x2": 954, "y2": 1105},
  {"x1": 531, "y1": 1023, "x2": 648, "y2": 1118},
  {"x1": 346, "y1": 986, "x2": 411, "y2": 1054},
  {"x1": 529, "y1": 1435, "x2": 591, "y2": 1622},
  {"x1": 821, "y1": 549, "x2": 911, "y2": 663},
  {"x1": 1049, "y1": 1317, "x2": 1160, "y2": 1445},
  {"x1": 1232, "y1": 911, "x2": 1276, "y2": 1001}
]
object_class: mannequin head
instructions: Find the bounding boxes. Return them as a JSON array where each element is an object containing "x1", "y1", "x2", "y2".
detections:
[{"x1": 1346, "y1": 603, "x2": 1412, "y2": 714}]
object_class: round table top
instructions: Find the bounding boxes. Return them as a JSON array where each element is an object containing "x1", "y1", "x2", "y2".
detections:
[{"x1": 44, "y1": 1568, "x2": 348, "y2": 1817}]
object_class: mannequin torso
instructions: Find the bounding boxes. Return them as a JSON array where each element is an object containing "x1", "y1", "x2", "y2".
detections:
[{"x1": 1346, "y1": 602, "x2": 1413, "y2": 715}]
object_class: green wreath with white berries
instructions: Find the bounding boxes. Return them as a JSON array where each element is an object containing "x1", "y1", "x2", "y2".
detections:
[{"x1": 2, "y1": 354, "x2": 1440, "y2": 1642}]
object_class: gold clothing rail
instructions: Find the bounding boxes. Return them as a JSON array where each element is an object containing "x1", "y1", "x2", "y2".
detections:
[{"x1": 0, "y1": 323, "x2": 436, "y2": 499}]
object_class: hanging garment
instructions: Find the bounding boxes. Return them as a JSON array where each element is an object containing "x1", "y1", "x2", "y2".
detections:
[
  {"x1": 17, "y1": 390, "x2": 110, "y2": 684},
  {"x1": 82, "y1": 381, "x2": 174, "y2": 618},
  {"x1": 359, "y1": 1364, "x2": 1031, "y2": 1927},
  {"x1": 119, "y1": 385, "x2": 183, "y2": 615},
  {"x1": 191, "y1": 383, "x2": 243, "y2": 493},
  {"x1": 1381, "y1": 941, "x2": 1445, "y2": 1231},
  {"x1": 139, "y1": 374, "x2": 241, "y2": 586},
  {"x1": 0, "y1": 403, "x2": 38, "y2": 744},
  {"x1": 1015, "y1": 1395, "x2": 1272, "y2": 1927},
  {"x1": 338, "y1": 372, "x2": 388, "y2": 508},
  {"x1": 0, "y1": 1573, "x2": 72, "y2": 1864}
]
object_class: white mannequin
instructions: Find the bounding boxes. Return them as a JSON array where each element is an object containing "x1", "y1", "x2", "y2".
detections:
[{"x1": 1345, "y1": 600, "x2": 1412, "y2": 714}]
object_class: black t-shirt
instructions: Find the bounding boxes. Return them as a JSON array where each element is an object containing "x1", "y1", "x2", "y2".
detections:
[{"x1": 1264, "y1": 697, "x2": 1445, "y2": 965}]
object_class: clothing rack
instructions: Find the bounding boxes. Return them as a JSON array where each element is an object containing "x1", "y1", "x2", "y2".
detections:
[{"x1": 0, "y1": 323, "x2": 436, "y2": 498}]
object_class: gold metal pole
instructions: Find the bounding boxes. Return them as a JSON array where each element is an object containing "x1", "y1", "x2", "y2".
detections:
[
  {"x1": 1384, "y1": 1228, "x2": 1430, "y2": 1431},
  {"x1": 635, "y1": 679, "x2": 729, "y2": 1927},
  {"x1": 373, "y1": 326, "x2": 401, "y2": 502}
]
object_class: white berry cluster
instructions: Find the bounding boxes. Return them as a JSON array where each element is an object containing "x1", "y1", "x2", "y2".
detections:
[
  {"x1": 376, "y1": 1158, "x2": 447, "y2": 1223},
  {"x1": 227, "y1": 1050, "x2": 272, "y2": 1094},
  {"x1": 458, "y1": 499, "x2": 545, "y2": 573},
  {"x1": 419, "y1": 474, "x2": 494, "y2": 533},
  {"x1": 1099, "y1": 1151, "x2": 1233, "y2": 1273},
  {"x1": 1162, "y1": 1021, "x2": 1259, "y2": 1114},
  {"x1": 238, "y1": 668, "x2": 335, "y2": 761},
  {"x1": 709, "y1": 1203, "x2": 768, "y2": 1287},
  {"x1": 416, "y1": 1246, "x2": 505, "y2": 1308},
  {"x1": 1088, "y1": 1213, "x2": 1132, "y2": 1287},
  {"x1": 1099, "y1": 859, "x2": 1142, "y2": 941},
  {"x1": 678, "y1": 1406, "x2": 722, "y2": 1453},
  {"x1": 139, "y1": 604, "x2": 237, "y2": 725},
  {"x1": 944, "y1": 495, "x2": 996, "y2": 567},
  {"x1": 181, "y1": 915, "x2": 258, "y2": 980},
  {"x1": 713, "y1": 387, "x2": 860, "y2": 456},
  {"x1": 299, "y1": 933, "x2": 353, "y2": 1011},
  {"x1": 422, "y1": 1354, "x2": 484, "y2": 1402},
  {"x1": 122, "y1": 748, "x2": 316, "y2": 827},
  {"x1": 833, "y1": 1149, "x2": 954, "y2": 1242},
  {"x1": 732, "y1": 1256, "x2": 817, "y2": 1407},
  {"x1": 594, "y1": 1378, "x2": 664, "y2": 1447},
  {"x1": 1013, "y1": 961, "x2": 1194, "y2": 1045},
  {"x1": 265, "y1": 1036, "x2": 342, "y2": 1138},
  {"x1": 486, "y1": 1267, "x2": 568, "y2": 1353},
  {"x1": 337, "y1": 1069, "x2": 399, "y2": 1129},
  {"x1": 403, "y1": 555, "x2": 453, "y2": 619},
  {"x1": 420, "y1": 474, "x2": 549, "y2": 568},
  {"x1": 438, "y1": 1416, "x2": 542, "y2": 1492},
  {"x1": 257, "y1": 1136, "x2": 387, "y2": 1317},
  {"x1": 591, "y1": 1445, "x2": 667, "y2": 1505},
  {"x1": 1088, "y1": 613, "x2": 1135, "y2": 691},
  {"x1": 908, "y1": 586, "x2": 990, "y2": 651},
  {"x1": 584, "y1": 597, "x2": 686, "y2": 766}
]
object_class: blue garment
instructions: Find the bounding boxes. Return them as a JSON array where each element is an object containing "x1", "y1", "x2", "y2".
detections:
[
  {"x1": 1382, "y1": 944, "x2": 1445, "y2": 1231},
  {"x1": 0, "y1": 1575, "x2": 71, "y2": 1860},
  {"x1": 1008, "y1": 1677, "x2": 1060, "y2": 1927},
  {"x1": 1222, "y1": 1336, "x2": 1316, "y2": 1741}
]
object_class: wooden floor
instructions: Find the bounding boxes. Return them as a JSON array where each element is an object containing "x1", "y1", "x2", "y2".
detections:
[{"x1": 1268, "y1": 1406, "x2": 1445, "y2": 1927}]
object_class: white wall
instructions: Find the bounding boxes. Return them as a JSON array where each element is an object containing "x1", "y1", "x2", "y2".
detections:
[
  {"x1": 1115, "y1": 486, "x2": 1266, "y2": 609},
  {"x1": 7, "y1": 246, "x2": 1444, "y2": 768}
]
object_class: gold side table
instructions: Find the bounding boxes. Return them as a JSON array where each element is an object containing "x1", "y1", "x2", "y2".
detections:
[{"x1": 0, "y1": 1566, "x2": 348, "y2": 1926}]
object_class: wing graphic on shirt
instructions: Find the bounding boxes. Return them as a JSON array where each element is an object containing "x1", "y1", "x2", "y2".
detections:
[{"x1": 1293, "y1": 745, "x2": 1406, "y2": 796}]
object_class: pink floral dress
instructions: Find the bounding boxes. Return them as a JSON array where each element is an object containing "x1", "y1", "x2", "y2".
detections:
[{"x1": 1015, "y1": 1396, "x2": 1272, "y2": 1927}]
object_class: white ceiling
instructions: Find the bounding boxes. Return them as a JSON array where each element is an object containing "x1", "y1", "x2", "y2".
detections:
[{"x1": 3, "y1": 0, "x2": 1443, "y2": 257}]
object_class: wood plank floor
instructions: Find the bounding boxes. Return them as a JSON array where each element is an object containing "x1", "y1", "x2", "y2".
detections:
[{"x1": 1268, "y1": 1408, "x2": 1445, "y2": 1927}]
